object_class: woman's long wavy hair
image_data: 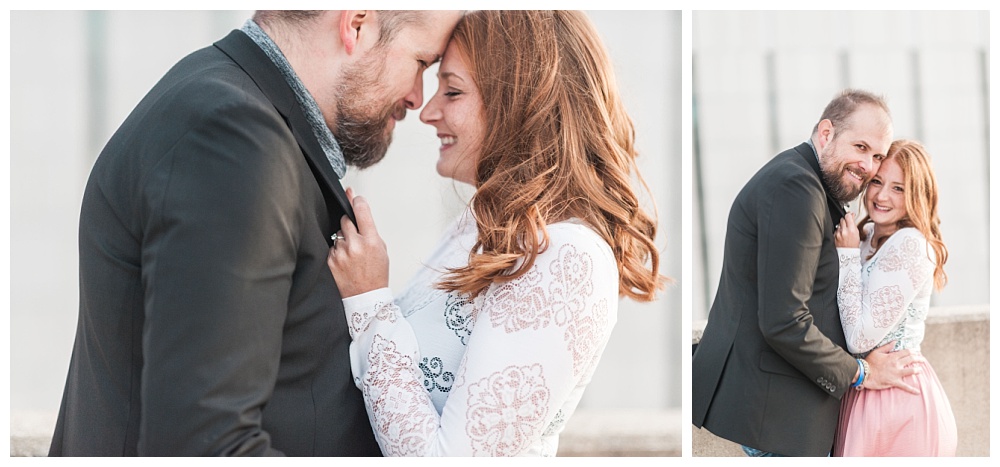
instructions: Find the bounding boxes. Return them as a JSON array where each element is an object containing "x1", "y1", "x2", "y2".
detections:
[
  {"x1": 436, "y1": 10, "x2": 667, "y2": 301},
  {"x1": 858, "y1": 139, "x2": 948, "y2": 290}
]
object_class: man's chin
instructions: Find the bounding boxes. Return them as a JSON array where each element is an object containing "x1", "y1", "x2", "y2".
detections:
[
  {"x1": 336, "y1": 122, "x2": 393, "y2": 169},
  {"x1": 349, "y1": 148, "x2": 389, "y2": 169},
  {"x1": 839, "y1": 174, "x2": 864, "y2": 197}
]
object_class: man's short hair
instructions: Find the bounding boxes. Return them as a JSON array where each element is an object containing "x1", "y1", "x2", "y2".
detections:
[
  {"x1": 252, "y1": 10, "x2": 423, "y2": 49},
  {"x1": 252, "y1": 10, "x2": 322, "y2": 26},
  {"x1": 374, "y1": 11, "x2": 423, "y2": 48},
  {"x1": 812, "y1": 89, "x2": 891, "y2": 135}
]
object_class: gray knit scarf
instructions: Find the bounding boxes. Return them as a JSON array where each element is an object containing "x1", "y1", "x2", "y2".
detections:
[{"x1": 241, "y1": 19, "x2": 347, "y2": 179}]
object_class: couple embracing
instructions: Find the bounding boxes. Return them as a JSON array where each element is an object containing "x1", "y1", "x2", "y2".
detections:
[
  {"x1": 50, "y1": 10, "x2": 666, "y2": 456},
  {"x1": 693, "y1": 90, "x2": 958, "y2": 457}
]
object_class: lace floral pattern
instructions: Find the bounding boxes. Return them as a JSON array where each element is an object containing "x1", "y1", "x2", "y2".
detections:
[
  {"x1": 466, "y1": 364, "x2": 550, "y2": 456},
  {"x1": 342, "y1": 219, "x2": 618, "y2": 456},
  {"x1": 420, "y1": 356, "x2": 455, "y2": 394},
  {"x1": 837, "y1": 226, "x2": 935, "y2": 355},
  {"x1": 363, "y1": 335, "x2": 436, "y2": 456},
  {"x1": 348, "y1": 301, "x2": 397, "y2": 338},
  {"x1": 869, "y1": 285, "x2": 904, "y2": 328},
  {"x1": 837, "y1": 251, "x2": 863, "y2": 329},
  {"x1": 444, "y1": 293, "x2": 475, "y2": 344},
  {"x1": 564, "y1": 298, "x2": 611, "y2": 377},
  {"x1": 484, "y1": 268, "x2": 549, "y2": 332},
  {"x1": 548, "y1": 244, "x2": 595, "y2": 324}
]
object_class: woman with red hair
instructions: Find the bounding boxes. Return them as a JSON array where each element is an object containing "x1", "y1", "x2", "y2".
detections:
[
  {"x1": 327, "y1": 10, "x2": 666, "y2": 456},
  {"x1": 832, "y1": 139, "x2": 957, "y2": 456}
]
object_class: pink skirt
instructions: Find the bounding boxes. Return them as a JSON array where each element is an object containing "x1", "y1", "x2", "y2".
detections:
[{"x1": 833, "y1": 355, "x2": 957, "y2": 456}]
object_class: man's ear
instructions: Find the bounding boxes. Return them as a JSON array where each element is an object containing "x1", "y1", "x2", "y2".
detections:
[
  {"x1": 340, "y1": 10, "x2": 372, "y2": 55},
  {"x1": 816, "y1": 119, "x2": 835, "y2": 149}
]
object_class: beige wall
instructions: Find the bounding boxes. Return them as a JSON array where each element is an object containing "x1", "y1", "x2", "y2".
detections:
[{"x1": 692, "y1": 11, "x2": 990, "y2": 321}]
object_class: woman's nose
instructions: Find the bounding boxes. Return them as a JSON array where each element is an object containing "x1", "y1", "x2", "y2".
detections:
[{"x1": 420, "y1": 95, "x2": 441, "y2": 124}]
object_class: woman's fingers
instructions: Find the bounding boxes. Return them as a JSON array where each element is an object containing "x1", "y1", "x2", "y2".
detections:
[
  {"x1": 351, "y1": 196, "x2": 379, "y2": 236},
  {"x1": 341, "y1": 215, "x2": 357, "y2": 241}
]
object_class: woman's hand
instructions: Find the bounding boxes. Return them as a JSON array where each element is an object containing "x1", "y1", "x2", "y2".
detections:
[
  {"x1": 327, "y1": 188, "x2": 390, "y2": 298},
  {"x1": 834, "y1": 212, "x2": 860, "y2": 248}
]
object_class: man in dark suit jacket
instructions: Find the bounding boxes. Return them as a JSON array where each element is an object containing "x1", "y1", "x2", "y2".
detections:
[
  {"x1": 49, "y1": 11, "x2": 462, "y2": 456},
  {"x1": 692, "y1": 90, "x2": 924, "y2": 456}
]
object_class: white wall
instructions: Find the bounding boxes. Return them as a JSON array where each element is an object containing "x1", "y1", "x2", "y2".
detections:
[
  {"x1": 692, "y1": 11, "x2": 990, "y2": 320},
  {"x1": 9, "y1": 10, "x2": 682, "y2": 422}
]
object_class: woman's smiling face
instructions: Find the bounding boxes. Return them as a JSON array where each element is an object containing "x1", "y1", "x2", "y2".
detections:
[
  {"x1": 419, "y1": 41, "x2": 484, "y2": 186},
  {"x1": 865, "y1": 155, "x2": 908, "y2": 232}
]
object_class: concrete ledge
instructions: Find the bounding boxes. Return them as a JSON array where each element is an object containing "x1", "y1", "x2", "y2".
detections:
[
  {"x1": 691, "y1": 304, "x2": 990, "y2": 457},
  {"x1": 11, "y1": 408, "x2": 681, "y2": 457},
  {"x1": 557, "y1": 409, "x2": 681, "y2": 456},
  {"x1": 9, "y1": 410, "x2": 56, "y2": 457}
]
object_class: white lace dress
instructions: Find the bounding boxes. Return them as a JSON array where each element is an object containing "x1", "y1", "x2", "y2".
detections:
[
  {"x1": 836, "y1": 225, "x2": 934, "y2": 355},
  {"x1": 342, "y1": 209, "x2": 619, "y2": 456},
  {"x1": 832, "y1": 223, "x2": 957, "y2": 456}
]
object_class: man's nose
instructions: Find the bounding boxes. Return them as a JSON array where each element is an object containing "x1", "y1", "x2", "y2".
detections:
[
  {"x1": 858, "y1": 154, "x2": 875, "y2": 174},
  {"x1": 404, "y1": 75, "x2": 424, "y2": 110}
]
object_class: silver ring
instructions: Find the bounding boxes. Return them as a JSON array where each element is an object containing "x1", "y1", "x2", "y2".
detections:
[{"x1": 331, "y1": 233, "x2": 343, "y2": 248}]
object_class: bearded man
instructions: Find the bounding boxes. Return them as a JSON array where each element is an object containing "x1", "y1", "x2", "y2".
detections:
[
  {"x1": 49, "y1": 10, "x2": 462, "y2": 456},
  {"x1": 691, "y1": 89, "x2": 925, "y2": 456}
]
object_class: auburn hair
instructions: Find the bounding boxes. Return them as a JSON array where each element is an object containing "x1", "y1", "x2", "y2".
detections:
[
  {"x1": 436, "y1": 10, "x2": 667, "y2": 301},
  {"x1": 858, "y1": 139, "x2": 948, "y2": 290}
]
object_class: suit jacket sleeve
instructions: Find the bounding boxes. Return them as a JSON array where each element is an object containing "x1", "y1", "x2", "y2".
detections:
[
  {"x1": 756, "y1": 173, "x2": 857, "y2": 398},
  {"x1": 138, "y1": 97, "x2": 301, "y2": 455}
]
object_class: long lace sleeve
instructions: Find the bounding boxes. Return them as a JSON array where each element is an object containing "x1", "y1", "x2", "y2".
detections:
[
  {"x1": 342, "y1": 223, "x2": 618, "y2": 456},
  {"x1": 837, "y1": 228, "x2": 934, "y2": 354}
]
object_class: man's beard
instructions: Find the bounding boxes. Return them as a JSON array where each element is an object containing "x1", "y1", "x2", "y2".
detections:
[
  {"x1": 332, "y1": 53, "x2": 404, "y2": 170},
  {"x1": 819, "y1": 140, "x2": 867, "y2": 203}
]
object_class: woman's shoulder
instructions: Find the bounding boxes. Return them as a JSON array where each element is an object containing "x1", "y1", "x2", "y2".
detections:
[
  {"x1": 882, "y1": 227, "x2": 934, "y2": 263},
  {"x1": 546, "y1": 219, "x2": 607, "y2": 245},
  {"x1": 543, "y1": 220, "x2": 616, "y2": 265},
  {"x1": 887, "y1": 226, "x2": 928, "y2": 244}
]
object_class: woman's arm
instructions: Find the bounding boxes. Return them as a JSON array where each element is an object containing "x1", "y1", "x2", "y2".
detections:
[{"x1": 331, "y1": 209, "x2": 618, "y2": 456}]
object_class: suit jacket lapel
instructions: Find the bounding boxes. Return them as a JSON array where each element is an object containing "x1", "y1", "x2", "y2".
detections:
[
  {"x1": 213, "y1": 30, "x2": 355, "y2": 245},
  {"x1": 794, "y1": 142, "x2": 847, "y2": 225}
]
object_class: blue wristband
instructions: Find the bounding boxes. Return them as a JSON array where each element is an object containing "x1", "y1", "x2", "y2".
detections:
[{"x1": 852, "y1": 358, "x2": 866, "y2": 389}]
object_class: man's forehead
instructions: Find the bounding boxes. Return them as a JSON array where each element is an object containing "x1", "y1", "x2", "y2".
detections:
[
  {"x1": 411, "y1": 10, "x2": 463, "y2": 34},
  {"x1": 846, "y1": 106, "x2": 891, "y2": 134},
  {"x1": 393, "y1": 13, "x2": 459, "y2": 52}
]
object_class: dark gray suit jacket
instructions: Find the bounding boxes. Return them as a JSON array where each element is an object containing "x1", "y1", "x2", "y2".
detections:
[
  {"x1": 691, "y1": 143, "x2": 858, "y2": 456},
  {"x1": 49, "y1": 30, "x2": 381, "y2": 456}
]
